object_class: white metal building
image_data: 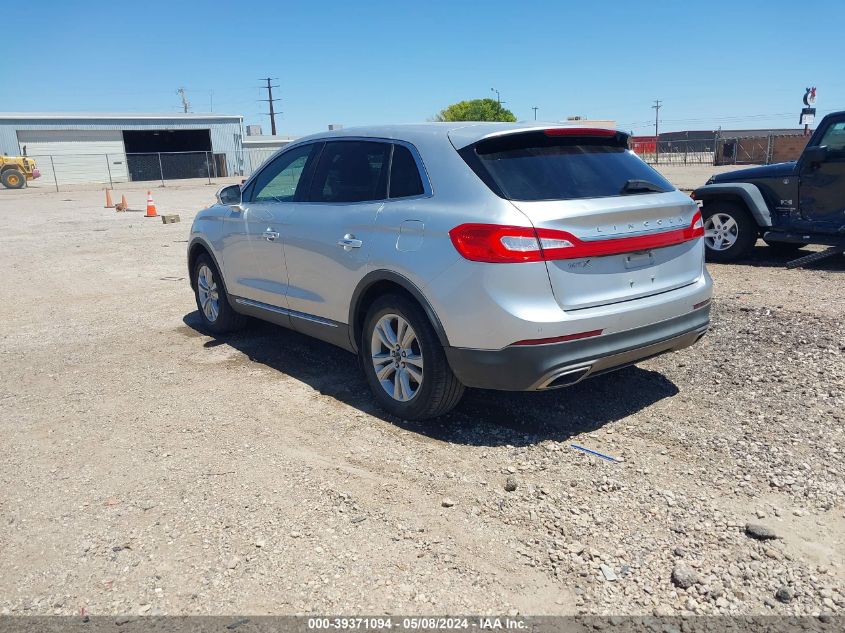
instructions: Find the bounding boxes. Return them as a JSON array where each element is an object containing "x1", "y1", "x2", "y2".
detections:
[
  {"x1": 242, "y1": 134, "x2": 297, "y2": 150},
  {"x1": 0, "y1": 113, "x2": 244, "y2": 186},
  {"x1": 241, "y1": 134, "x2": 297, "y2": 175}
]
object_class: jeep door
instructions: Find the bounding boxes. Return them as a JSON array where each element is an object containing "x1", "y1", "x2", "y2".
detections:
[
  {"x1": 281, "y1": 140, "x2": 390, "y2": 331},
  {"x1": 800, "y1": 115, "x2": 845, "y2": 229}
]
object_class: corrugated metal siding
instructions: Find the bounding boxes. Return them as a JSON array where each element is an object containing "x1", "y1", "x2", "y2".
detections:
[
  {"x1": 0, "y1": 116, "x2": 244, "y2": 177},
  {"x1": 17, "y1": 130, "x2": 129, "y2": 186}
]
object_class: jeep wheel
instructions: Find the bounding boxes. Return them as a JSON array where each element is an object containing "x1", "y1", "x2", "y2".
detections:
[
  {"x1": 192, "y1": 254, "x2": 246, "y2": 334},
  {"x1": 702, "y1": 202, "x2": 757, "y2": 263},
  {"x1": 1, "y1": 169, "x2": 26, "y2": 189},
  {"x1": 361, "y1": 294, "x2": 464, "y2": 420}
]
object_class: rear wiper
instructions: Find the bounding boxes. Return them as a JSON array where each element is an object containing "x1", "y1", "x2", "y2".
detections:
[{"x1": 620, "y1": 179, "x2": 669, "y2": 194}]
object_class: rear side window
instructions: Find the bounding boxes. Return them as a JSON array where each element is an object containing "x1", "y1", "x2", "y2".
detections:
[
  {"x1": 389, "y1": 144, "x2": 424, "y2": 198},
  {"x1": 308, "y1": 141, "x2": 389, "y2": 203},
  {"x1": 460, "y1": 132, "x2": 675, "y2": 201}
]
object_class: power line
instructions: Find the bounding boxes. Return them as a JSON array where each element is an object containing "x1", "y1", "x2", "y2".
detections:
[
  {"x1": 259, "y1": 78, "x2": 281, "y2": 135},
  {"x1": 619, "y1": 106, "x2": 845, "y2": 131}
]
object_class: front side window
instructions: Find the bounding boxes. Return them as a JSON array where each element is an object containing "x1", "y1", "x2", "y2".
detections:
[
  {"x1": 389, "y1": 144, "x2": 425, "y2": 198},
  {"x1": 819, "y1": 120, "x2": 845, "y2": 154},
  {"x1": 308, "y1": 141, "x2": 390, "y2": 203},
  {"x1": 250, "y1": 143, "x2": 318, "y2": 203}
]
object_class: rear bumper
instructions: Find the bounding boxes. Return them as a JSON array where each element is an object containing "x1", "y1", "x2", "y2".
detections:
[{"x1": 444, "y1": 305, "x2": 710, "y2": 391}]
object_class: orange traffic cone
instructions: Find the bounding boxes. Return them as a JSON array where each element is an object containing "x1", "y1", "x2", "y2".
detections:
[
  {"x1": 104, "y1": 189, "x2": 115, "y2": 208},
  {"x1": 115, "y1": 194, "x2": 128, "y2": 212},
  {"x1": 145, "y1": 191, "x2": 158, "y2": 218}
]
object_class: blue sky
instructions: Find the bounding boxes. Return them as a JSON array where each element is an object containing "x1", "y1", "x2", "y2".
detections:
[{"x1": 3, "y1": 0, "x2": 843, "y2": 136}]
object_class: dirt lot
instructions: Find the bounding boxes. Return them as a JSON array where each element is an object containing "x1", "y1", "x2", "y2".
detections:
[{"x1": 0, "y1": 172, "x2": 843, "y2": 617}]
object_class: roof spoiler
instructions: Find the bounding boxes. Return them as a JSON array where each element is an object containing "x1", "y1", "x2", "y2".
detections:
[{"x1": 449, "y1": 125, "x2": 629, "y2": 150}]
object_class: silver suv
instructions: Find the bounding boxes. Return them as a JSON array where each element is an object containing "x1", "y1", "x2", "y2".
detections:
[{"x1": 188, "y1": 123, "x2": 712, "y2": 419}]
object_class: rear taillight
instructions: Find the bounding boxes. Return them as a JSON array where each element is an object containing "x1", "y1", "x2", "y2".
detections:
[
  {"x1": 448, "y1": 224, "x2": 545, "y2": 263},
  {"x1": 450, "y1": 212, "x2": 705, "y2": 263},
  {"x1": 690, "y1": 210, "x2": 704, "y2": 238}
]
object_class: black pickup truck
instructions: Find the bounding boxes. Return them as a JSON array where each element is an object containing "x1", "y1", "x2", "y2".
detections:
[{"x1": 692, "y1": 110, "x2": 845, "y2": 262}]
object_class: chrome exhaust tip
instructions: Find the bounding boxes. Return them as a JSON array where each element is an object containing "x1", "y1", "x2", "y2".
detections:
[{"x1": 539, "y1": 365, "x2": 592, "y2": 390}]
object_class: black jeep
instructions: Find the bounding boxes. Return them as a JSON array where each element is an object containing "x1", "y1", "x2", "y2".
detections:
[{"x1": 692, "y1": 110, "x2": 845, "y2": 262}]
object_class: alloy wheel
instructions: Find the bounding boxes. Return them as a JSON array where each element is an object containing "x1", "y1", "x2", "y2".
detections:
[
  {"x1": 704, "y1": 212, "x2": 739, "y2": 251},
  {"x1": 197, "y1": 264, "x2": 220, "y2": 323},
  {"x1": 370, "y1": 314, "x2": 424, "y2": 402}
]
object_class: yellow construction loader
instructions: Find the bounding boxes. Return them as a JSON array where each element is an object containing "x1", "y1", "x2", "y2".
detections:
[{"x1": 1, "y1": 155, "x2": 40, "y2": 189}]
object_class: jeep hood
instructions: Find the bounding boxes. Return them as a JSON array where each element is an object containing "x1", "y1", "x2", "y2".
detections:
[{"x1": 710, "y1": 161, "x2": 797, "y2": 183}]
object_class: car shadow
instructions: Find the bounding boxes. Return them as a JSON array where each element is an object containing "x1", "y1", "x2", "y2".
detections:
[
  {"x1": 182, "y1": 311, "x2": 679, "y2": 448},
  {"x1": 725, "y1": 242, "x2": 845, "y2": 272}
]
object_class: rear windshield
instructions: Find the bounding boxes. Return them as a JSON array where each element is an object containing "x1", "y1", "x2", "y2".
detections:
[{"x1": 459, "y1": 132, "x2": 675, "y2": 201}]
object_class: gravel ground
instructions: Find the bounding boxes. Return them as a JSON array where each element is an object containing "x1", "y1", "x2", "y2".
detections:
[
  {"x1": 0, "y1": 174, "x2": 843, "y2": 617},
  {"x1": 656, "y1": 163, "x2": 749, "y2": 191}
]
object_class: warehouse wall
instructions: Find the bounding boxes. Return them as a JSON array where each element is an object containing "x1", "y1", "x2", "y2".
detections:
[{"x1": 0, "y1": 116, "x2": 245, "y2": 179}]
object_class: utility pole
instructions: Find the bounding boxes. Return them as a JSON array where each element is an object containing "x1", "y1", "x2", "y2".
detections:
[
  {"x1": 652, "y1": 99, "x2": 662, "y2": 164},
  {"x1": 260, "y1": 77, "x2": 280, "y2": 136},
  {"x1": 176, "y1": 87, "x2": 190, "y2": 113},
  {"x1": 490, "y1": 88, "x2": 505, "y2": 118},
  {"x1": 532, "y1": 106, "x2": 538, "y2": 121}
]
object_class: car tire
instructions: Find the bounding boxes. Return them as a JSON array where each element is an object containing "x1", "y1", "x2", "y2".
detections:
[
  {"x1": 192, "y1": 254, "x2": 246, "y2": 334},
  {"x1": 361, "y1": 294, "x2": 464, "y2": 420},
  {"x1": 702, "y1": 202, "x2": 757, "y2": 263},
  {"x1": 1, "y1": 169, "x2": 26, "y2": 189},
  {"x1": 763, "y1": 240, "x2": 808, "y2": 254}
]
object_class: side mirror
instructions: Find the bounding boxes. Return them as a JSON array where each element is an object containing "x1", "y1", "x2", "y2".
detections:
[
  {"x1": 216, "y1": 184, "x2": 243, "y2": 207},
  {"x1": 803, "y1": 145, "x2": 829, "y2": 165}
]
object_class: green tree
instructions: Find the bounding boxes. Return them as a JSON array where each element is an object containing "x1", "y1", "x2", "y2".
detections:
[{"x1": 434, "y1": 98, "x2": 517, "y2": 122}]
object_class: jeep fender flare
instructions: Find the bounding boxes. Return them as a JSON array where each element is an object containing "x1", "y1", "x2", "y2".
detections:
[{"x1": 692, "y1": 182, "x2": 772, "y2": 228}]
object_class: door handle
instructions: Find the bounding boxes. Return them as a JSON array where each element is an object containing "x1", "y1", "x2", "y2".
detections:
[
  {"x1": 337, "y1": 234, "x2": 363, "y2": 250},
  {"x1": 263, "y1": 229, "x2": 280, "y2": 242}
]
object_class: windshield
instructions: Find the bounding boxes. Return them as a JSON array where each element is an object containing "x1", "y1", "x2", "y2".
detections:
[{"x1": 460, "y1": 132, "x2": 675, "y2": 201}]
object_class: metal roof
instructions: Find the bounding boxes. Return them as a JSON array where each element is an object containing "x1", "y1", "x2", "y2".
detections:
[
  {"x1": 0, "y1": 112, "x2": 242, "y2": 120},
  {"x1": 718, "y1": 128, "x2": 808, "y2": 137},
  {"x1": 243, "y1": 135, "x2": 297, "y2": 143}
]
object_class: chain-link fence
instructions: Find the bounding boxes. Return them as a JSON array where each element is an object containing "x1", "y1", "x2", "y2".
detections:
[
  {"x1": 712, "y1": 134, "x2": 812, "y2": 166},
  {"x1": 632, "y1": 134, "x2": 811, "y2": 167},
  {"x1": 632, "y1": 138, "x2": 716, "y2": 165},
  {"x1": 20, "y1": 149, "x2": 282, "y2": 191}
]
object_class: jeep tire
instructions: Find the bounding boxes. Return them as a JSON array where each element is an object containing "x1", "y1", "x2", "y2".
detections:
[{"x1": 702, "y1": 201, "x2": 758, "y2": 263}]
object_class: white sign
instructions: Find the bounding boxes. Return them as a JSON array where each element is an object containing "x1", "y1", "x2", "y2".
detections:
[{"x1": 800, "y1": 109, "x2": 815, "y2": 126}]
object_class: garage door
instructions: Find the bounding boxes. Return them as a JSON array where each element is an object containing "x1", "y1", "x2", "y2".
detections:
[{"x1": 17, "y1": 130, "x2": 129, "y2": 186}]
